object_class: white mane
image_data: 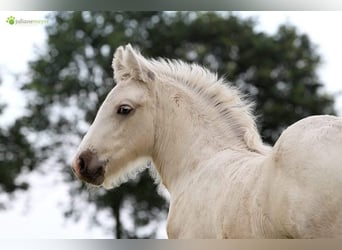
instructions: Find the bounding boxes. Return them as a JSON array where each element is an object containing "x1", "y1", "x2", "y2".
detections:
[{"x1": 128, "y1": 48, "x2": 269, "y2": 154}]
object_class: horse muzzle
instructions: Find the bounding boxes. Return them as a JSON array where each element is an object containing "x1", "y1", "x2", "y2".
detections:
[{"x1": 72, "y1": 149, "x2": 106, "y2": 186}]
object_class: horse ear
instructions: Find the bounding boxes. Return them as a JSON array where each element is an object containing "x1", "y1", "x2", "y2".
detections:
[
  {"x1": 112, "y1": 46, "x2": 125, "y2": 82},
  {"x1": 112, "y1": 44, "x2": 155, "y2": 83}
]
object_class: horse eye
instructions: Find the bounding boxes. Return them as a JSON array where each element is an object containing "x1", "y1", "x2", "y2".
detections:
[{"x1": 117, "y1": 105, "x2": 133, "y2": 115}]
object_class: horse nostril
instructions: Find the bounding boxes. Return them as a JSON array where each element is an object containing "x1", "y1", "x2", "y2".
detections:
[
  {"x1": 95, "y1": 165, "x2": 104, "y2": 176},
  {"x1": 78, "y1": 155, "x2": 86, "y2": 174}
]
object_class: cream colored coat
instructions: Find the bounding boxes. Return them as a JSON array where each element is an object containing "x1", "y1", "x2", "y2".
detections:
[{"x1": 74, "y1": 44, "x2": 342, "y2": 238}]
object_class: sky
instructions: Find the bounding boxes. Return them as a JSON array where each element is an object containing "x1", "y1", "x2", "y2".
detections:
[{"x1": 0, "y1": 11, "x2": 342, "y2": 239}]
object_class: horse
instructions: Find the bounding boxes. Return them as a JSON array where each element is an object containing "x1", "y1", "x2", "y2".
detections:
[{"x1": 72, "y1": 44, "x2": 342, "y2": 238}]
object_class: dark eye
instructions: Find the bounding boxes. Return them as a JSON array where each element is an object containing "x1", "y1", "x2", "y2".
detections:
[{"x1": 117, "y1": 105, "x2": 133, "y2": 115}]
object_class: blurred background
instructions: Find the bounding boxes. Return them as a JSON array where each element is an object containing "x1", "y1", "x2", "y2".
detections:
[{"x1": 0, "y1": 11, "x2": 341, "y2": 238}]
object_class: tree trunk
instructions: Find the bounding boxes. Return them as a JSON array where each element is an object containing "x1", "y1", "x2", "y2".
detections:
[{"x1": 113, "y1": 200, "x2": 122, "y2": 239}]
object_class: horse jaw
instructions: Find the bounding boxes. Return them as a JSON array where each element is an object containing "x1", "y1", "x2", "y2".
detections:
[{"x1": 102, "y1": 156, "x2": 153, "y2": 189}]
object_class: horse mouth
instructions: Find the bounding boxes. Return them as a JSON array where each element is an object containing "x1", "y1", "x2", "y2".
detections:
[
  {"x1": 72, "y1": 163, "x2": 106, "y2": 186},
  {"x1": 72, "y1": 150, "x2": 108, "y2": 186},
  {"x1": 83, "y1": 165, "x2": 106, "y2": 186}
]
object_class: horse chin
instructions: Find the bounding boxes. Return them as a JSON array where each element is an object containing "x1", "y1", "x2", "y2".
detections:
[
  {"x1": 86, "y1": 176, "x2": 105, "y2": 187},
  {"x1": 101, "y1": 156, "x2": 152, "y2": 189}
]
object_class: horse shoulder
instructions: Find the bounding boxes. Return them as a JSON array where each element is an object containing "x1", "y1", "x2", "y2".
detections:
[
  {"x1": 168, "y1": 151, "x2": 274, "y2": 238},
  {"x1": 166, "y1": 163, "x2": 228, "y2": 238}
]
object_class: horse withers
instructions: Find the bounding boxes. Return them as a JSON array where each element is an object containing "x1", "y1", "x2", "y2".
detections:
[{"x1": 72, "y1": 44, "x2": 342, "y2": 238}]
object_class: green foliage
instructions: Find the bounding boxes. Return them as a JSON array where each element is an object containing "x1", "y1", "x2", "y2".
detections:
[
  {"x1": 0, "y1": 82, "x2": 35, "y2": 197},
  {"x1": 0, "y1": 11, "x2": 335, "y2": 237}
]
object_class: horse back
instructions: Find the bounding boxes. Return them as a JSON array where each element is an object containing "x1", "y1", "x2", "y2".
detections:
[
  {"x1": 268, "y1": 115, "x2": 342, "y2": 238},
  {"x1": 273, "y1": 115, "x2": 342, "y2": 179}
]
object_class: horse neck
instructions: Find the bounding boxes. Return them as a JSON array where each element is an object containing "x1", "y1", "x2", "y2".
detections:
[{"x1": 151, "y1": 82, "x2": 253, "y2": 192}]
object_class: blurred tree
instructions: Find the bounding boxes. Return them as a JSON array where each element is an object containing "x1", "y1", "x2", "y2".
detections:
[
  {"x1": 0, "y1": 83, "x2": 35, "y2": 198},
  {"x1": 0, "y1": 11, "x2": 335, "y2": 237},
  {"x1": 0, "y1": 119, "x2": 35, "y2": 194}
]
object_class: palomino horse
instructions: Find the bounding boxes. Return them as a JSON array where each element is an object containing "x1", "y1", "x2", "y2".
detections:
[{"x1": 73, "y1": 44, "x2": 342, "y2": 238}]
